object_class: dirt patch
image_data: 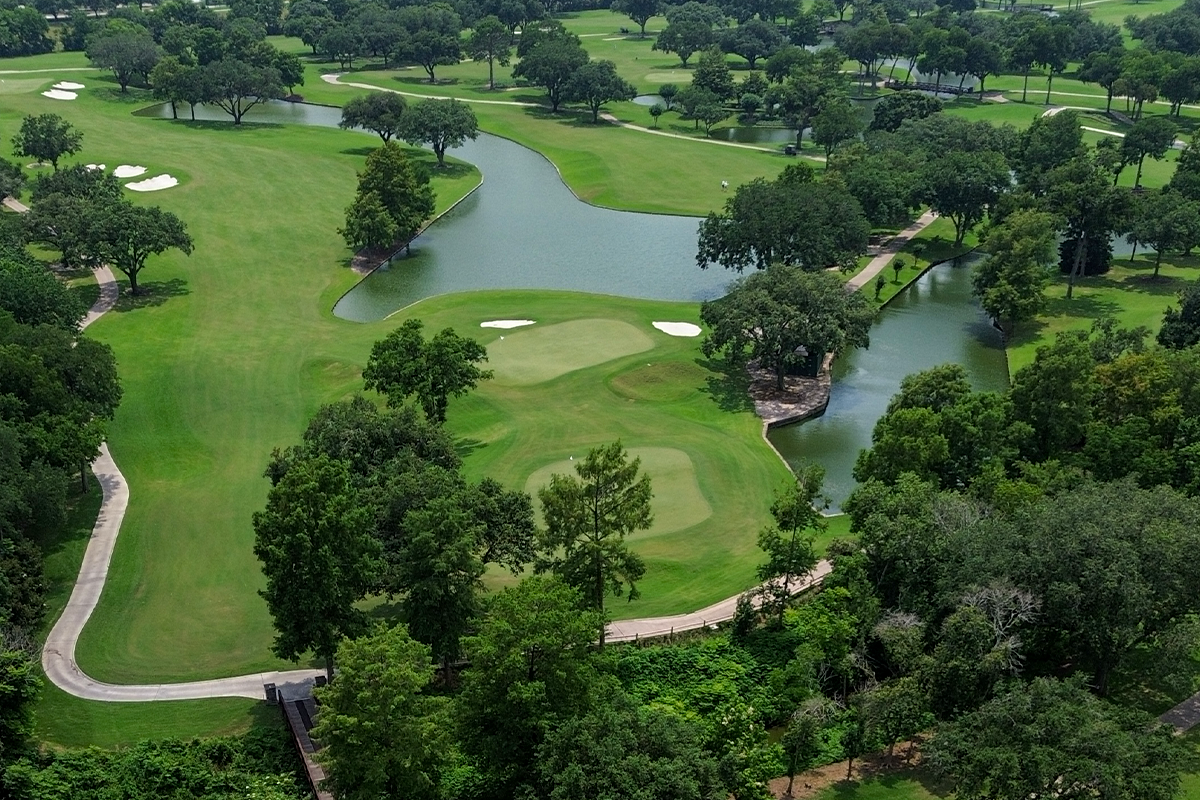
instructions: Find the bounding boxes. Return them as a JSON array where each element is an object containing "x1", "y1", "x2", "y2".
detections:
[{"x1": 770, "y1": 741, "x2": 926, "y2": 799}]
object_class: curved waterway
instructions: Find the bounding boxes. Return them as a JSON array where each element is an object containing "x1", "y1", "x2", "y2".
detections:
[
  {"x1": 767, "y1": 254, "x2": 1009, "y2": 510},
  {"x1": 139, "y1": 100, "x2": 733, "y2": 322},
  {"x1": 140, "y1": 101, "x2": 1010, "y2": 503}
]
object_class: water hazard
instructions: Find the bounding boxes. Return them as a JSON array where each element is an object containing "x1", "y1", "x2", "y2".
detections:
[
  {"x1": 767, "y1": 254, "x2": 1009, "y2": 509},
  {"x1": 139, "y1": 99, "x2": 733, "y2": 322},
  {"x1": 139, "y1": 100, "x2": 1010, "y2": 502}
]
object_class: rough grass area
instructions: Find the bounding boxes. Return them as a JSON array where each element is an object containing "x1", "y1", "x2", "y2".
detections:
[
  {"x1": 1006, "y1": 254, "x2": 1200, "y2": 371},
  {"x1": 35, "y1": 683, "x2": 264, "y2": 749}
]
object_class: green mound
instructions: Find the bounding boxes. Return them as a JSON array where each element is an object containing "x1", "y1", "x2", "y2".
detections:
[
  {"x1": 608, "y1": 361, "x2": 708, "y2": 403},
  {"x1": 487, "y1": 318, "x2": 654, "y2": 385},
  {"x1": 524, "y1": 447, "x2": 713, "y2": 537}
]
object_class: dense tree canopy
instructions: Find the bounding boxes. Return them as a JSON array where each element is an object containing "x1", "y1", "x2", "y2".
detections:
[
  {"x1": 339, "y1": 92, "x2": 407, "y2": 142},
  {"x1": 536, "y1": 441, "x2": 652, "y2": 639},
  {"x1": 362, "y1": 318, "x2": 492, "y2": 423},
  {"x1": 697, "y1": 165, "x2": 869, "y2": 272},
  {"x1": 12, "y1": 114, "x2": 81, "y2": 171},
  {"x1": 700, "y1": 265, "x2": 874, "y2": 388},
  {"x1": 252, "y1": 454, "x2": 380, "y2": 678},
  {"x1": 400, "y1": 98, "x2": 479, "y2": 167}
]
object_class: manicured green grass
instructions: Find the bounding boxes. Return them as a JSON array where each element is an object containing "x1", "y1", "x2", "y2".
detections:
[
  {"x1": 0, "y1": 50, "x2": 93, "y2": 70},
  {"x1": 487, "y1": 318, "x2": 653, "y2": 385},
  {"x1": 35, "y1": 682, "x2": 264, "y2": 749},
  {"x1": 0, "y1": 55, "x2": 794, "y2": 689},
  {"x1": 0, "y1": 76, "x2": 477, "y2": 683},
  {"x1": 1006, "y1": 255, "x2": 1199, "y2": 371},
  {"x1": 417, "y1": 290, "x2": 794, "y2": 619},
  {"x1": 812, "y1": 771, "x2": 948, "y2": 799},
  {"x1": 527, "y1": 447, "x2": 714, "y2": 536},
  {"x1": 299, "y1": 67, "x2": 793, "y2": 215},
  {"x1": 1084, "y1": 0, "x2": 1183, "y2": 27}
]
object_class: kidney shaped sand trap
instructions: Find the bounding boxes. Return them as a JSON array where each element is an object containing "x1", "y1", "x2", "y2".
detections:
[
  {"x1": 525, "y1": 447, "x2": 713, "y2": 536},
  {"x1": 652, "y1": 321, "x2": 702, "y2": 337},
  {"x1": 126, "y1": 174, "x2": 178, "y2": 192},
  {"x1": 113, "y1": 165, "x2": 147, "y2": 178},
  {"x1": 487, "y1": 319, "x2": 653, "y2": 385},
  {"x1": 41, "y1": 89, "x2": 77, "y2": 100},
  {"x1": 480, "y1": 319, "x2": 535, "y2": 329},
  {"x1": 53, "y1": 81, "x2": 85, "y2": 90}
]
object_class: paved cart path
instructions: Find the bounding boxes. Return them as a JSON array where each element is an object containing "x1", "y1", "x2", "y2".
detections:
[
  {"x1": 38, "y1": 265, "x2": 835, "y2": 700},
  {"x1": 845, "y1": 210, "x2": 939, "y2": 292}
]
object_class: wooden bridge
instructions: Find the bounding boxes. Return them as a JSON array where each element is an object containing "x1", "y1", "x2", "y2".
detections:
[{"x1": 272, "y1": 683, "x2": 334, "y2": 800}]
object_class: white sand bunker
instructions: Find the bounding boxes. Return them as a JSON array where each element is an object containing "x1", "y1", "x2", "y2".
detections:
[
  {"x1": 85, "y1": 163, "x2": 106, "y2": 171},
  {"x1": 652, "y1": 321, "x2": 702, "y2": 337},
  {"x1": 41, "y1": 89, "x2": 77, "y2": 100},
  {"x1": 480, "y1": 319, "x2": 535, "y2": 329},
  {"x1": 53, "y1": 81, "x2": 84, "y2": 90},
  {"x1": 113, "y1": 164, "x2": 147, "y2": 178},
  {"x1": 125, "y1": 174, "x2": 178, "y2": 192}
]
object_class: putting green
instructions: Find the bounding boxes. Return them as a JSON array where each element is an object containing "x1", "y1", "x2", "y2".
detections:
[
  {"x1": 486, "y1": 318, "x2": 654, "y2": 385},
  {"x1": 524, "y1": 447, "x2": 713, "y2": 537}
]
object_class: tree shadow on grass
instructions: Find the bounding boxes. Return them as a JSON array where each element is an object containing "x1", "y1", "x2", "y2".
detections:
[
  {"x1": 339, "y1": 145, "x2": 378, "y2": 157},
  {"x1": 113, "y1": 278, "x2": 189, "y2": 312},
  {"x1": 161, "y1": 118, "x2": 285, "y2": 131},
  {"x1": 454, "y1": 437, "x2": 487, "y2": 460},
  {"x1": 697, "y1": 355, "x2": 754, "y2": 414},
  {"x1": 1040, "y1": 291, "x2": 1124, "y2": 322}
]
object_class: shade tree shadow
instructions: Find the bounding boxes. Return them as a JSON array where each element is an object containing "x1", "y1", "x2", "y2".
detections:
[
  {"x1": 113, "y1": 277, "x2": 190, "y2": 312},
  {"x1": 697, "y1": 355, "x2": 754, "y2": 414},
  {"x1": 454, "y1": 437, "x2": 487, "y2": 460}
]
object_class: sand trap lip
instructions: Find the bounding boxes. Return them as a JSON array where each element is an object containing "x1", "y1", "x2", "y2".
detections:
[
  {"x1": 480, "y1": 319, "x2": 536, "y2": 329},
  {"x1": 125, "y1": 174, "x2": 178, "y2": 192},
  {"x1": 41, "y1": 89, "x2": 77, "y2": 100},
  {"x1": 113, "y1": 164, "x2": 147, "y2": 178},
  {"x1": 53, "y1": 81, "x2": 84, "y2": 90},
  {"x1": 653, "y1": 321, "x2": 702, "y2": 337},
  {"x1": 85, "y1": 163, "x2": 106, "y2": 171}
]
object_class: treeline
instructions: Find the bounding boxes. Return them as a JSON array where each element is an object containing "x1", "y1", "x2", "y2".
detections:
[
  {"x1": 699, "y1": 88, "x2": 1200, "y2": 339},
  {"x1": 0, "y1": 184, "x2": 120, "y2": 638},
  {"x1": 3, "y1": 726, "x2": 308, "y2": 799},
  {"x1": 264, "y1": 318, "x2": 1200, "y2": 800}
]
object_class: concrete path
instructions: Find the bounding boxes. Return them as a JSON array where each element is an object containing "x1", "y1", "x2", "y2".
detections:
[
  {"x1": 40, "y1": 254, "x2": 832, "y2": 700},
  {"x1": 1160, "y1": 689, "x2": 1200, "y2": 732},
  {"x1": 38, "y1": 263, "x2": 325, "y2": 701},
  {"x1": 607, "y1": 560, "x2": 832, "y2": 642},
  {"x1": 845, "y1": 210, "x2": 939, "y2": 291}
]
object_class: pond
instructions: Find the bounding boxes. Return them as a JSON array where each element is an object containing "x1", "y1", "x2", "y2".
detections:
[
  {"x1": 139, "y1": 100, "x2": 1010, "y2": 506},
  {"x1": 711, "y1": 126, "x2": 796, "y2": 145},
  {"x1": 138, "y1": 100, "x2": 733, "y2": 322},
  {"x1": 766, "y1": 254, "x2": 1010, "y2": 510}
]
